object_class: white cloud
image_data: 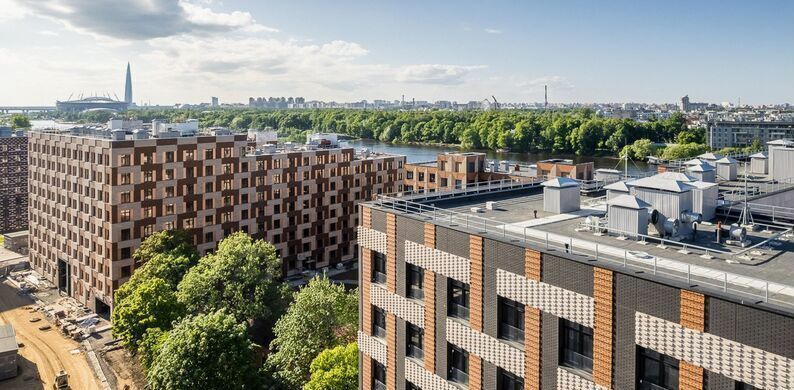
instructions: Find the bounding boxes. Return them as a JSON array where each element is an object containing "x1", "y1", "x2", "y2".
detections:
[
  {"x1": 12, "y1": 0, "x2": 276, "y2": 41},
  {"x1": 397, "y1": 64, "x2": 487, "y2": 85},
  {"x1": 0, "y1": 0, "x2": 28, "y2": 21},
  {"x1": 38, "y1": 30, "x2": 59, "y2": 36},
  {"x1": 519, "y1": 76, "x2": 574, "y2": 91},
  {"x1": 484, "y1": 28, "x2": 502, "y2": 34}
]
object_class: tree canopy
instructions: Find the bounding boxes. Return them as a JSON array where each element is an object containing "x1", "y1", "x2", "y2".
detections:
[
  {"x1": 146, "y1": 310, "x2": 261, "y2": 389},
  {"x1": 177, "y1": 232, "x2": 290, "y2": 326},
  {"x1": 111, "y1": 277, "x2": 185, "y2": 348},
  {"x1": 8, "y1": 114, "x2": 31, "y2": 129},
  {"x1": 133, "y1": 230, "x2": 198, "y2": 266},
  {"x1": 304, "y1": 342, "x2": 358, "y2": 390},
  {"x1": 267, "y1": 276, "x2": 358, "y2": 389}
]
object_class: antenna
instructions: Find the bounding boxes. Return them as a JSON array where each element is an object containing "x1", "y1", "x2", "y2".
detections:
[
  {"x1": 739, "y1": 160, "x2": 754, "y2": 227},
  {"x1": 544, "y1": 85, "x2": 548, "y2": 108}
]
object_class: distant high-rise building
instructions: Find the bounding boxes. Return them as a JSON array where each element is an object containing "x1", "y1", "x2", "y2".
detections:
[
  {"x1": 124, "y1": 62, "x2": 133, "y2": 104},
  {"x1": 211, "y1": 96, "x2": 219, "y2": 107}
]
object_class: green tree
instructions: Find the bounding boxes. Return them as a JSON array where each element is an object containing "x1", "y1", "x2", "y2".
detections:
[
  {"x1": 132, "y1": 229, "x2": 198, "y2": 266},
  {"x1": 676, "y1": 127, "x2": 705, "y2": 144},
  {"x1": 9, "y1": 114, "x2": 31, "y2": 129},
  {"x1": 111, "y1": 277, "x2": 185, "y2": 348},
  {"x1": 621, "y1": 138, "x2": 655, "y2": 160},
  {"x1": 147, "y1": 310, "x2": 261, "y2": 389},
  {"x1": 177, "y1": 232, "x2": 290, "y2": 326},
  {"x1": 304, "y1": 343, "x2": 358, "y2": 390},
  {"x1": 660, "y1": 143, "x2": 709, "y2": 160},
  {"x1": 267, "y1": 276, "x2": 358, "y2": 389},
  {"x1": 139, "y1": 327, "x2": 169, "y2": 370}
]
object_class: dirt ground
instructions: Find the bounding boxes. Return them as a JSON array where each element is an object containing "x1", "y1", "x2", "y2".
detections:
[
  {"x1": 0, "y1": 280, "x2": 100, "y2": 390},
  {"x1": 101, "y1": 347, "x2": 147, "y2": 390}
]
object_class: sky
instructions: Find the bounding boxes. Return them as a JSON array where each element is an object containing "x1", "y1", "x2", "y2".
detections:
[{"x1": 0, "y1": 0, "x2": 792, "y2": 106}]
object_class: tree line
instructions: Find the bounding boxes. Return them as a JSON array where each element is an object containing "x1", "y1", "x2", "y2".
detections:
[
  {"x1": 39, "y1": 108, "x2": 692, "y2": 156},
  {"x1": 112, "y1": 231, "x2": 358, "y2": 389}
]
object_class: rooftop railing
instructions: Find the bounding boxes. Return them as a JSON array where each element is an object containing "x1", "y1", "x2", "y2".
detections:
[{"x1": 370, "y1": 194, "x2": 794, "y2": 311}]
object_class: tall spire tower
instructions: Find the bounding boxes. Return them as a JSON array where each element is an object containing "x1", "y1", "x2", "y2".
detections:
[{"x1": 124, "y1": 62, "x2": 133, "y2": 104}]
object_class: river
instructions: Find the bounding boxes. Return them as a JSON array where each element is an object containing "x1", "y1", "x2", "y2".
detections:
[{"x1": 345, "y1": 139, "x2": 652, "y2": 174}]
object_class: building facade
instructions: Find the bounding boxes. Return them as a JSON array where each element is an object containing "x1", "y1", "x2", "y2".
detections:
[
  {"x1": 404, "y1": 153, "x2": 523, "y2": 192},
  {"x1": 707, "y1": 120, "x2": 794, "y2": 149},
  {"x1": 357, "y1": 196, "x2": 794, "y2": 390},
  {"x1": 0, "y1": 128, "x2": 28, "y2": 234},
  {"x1": 27, "y1": 130, "x2": 404, "y2": 313}
]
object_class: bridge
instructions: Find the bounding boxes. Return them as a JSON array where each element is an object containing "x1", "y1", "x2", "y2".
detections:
[{"x1": 0, "y1": 106, "x2": 57, "y2": 113}]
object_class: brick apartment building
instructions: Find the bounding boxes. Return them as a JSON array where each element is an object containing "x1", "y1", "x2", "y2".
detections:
[
  {"x1": 357, "y1": 187, "x2": 794, "y2": 390},
  {"x1": 0, "y1": 127, "x2": 28, "y2": 234},
  {"x1": 27, "y1": 129, "x2": 404, "y2": 314}
]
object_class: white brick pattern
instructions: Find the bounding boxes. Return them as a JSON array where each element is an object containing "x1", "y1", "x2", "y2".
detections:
[
  {"x1": 404, "y1": 357, "x2": 458, "y2": 390},
  {"x1": 404, "y1": 240, "x2": 470, "y2": 283},
  {"x1": 496, "y1": 269, "x2": 594, "y2": 327},
  {"x1": 370, "y1": 284, "x2": 425, "y2": 328},
  {"x1": 445, "y1": 318, "x2": 525, "y2": 377},
  {"x1": 557, "y1": 367, "x2": 605, "y2": 389},
  {"x1": 635, "y1": 312, "x2": 794, "y2": 390},
  {"x1": 357, "y1": 226, "x2": 387, "y2": 254},
  {"x1": 358, "y1": 331, "x2": 387, "y2": 366}
]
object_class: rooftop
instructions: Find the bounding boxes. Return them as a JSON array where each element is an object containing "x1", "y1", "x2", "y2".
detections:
[{"x1": 369, "y1": 185, "x2": 794, "y2": 314}]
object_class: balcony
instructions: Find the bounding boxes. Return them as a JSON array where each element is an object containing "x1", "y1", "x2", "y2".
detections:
[
  {"x1": 448, "y1": 303, "x2": 469, "y2": 320},
  {"x1": 448, "y1": 368, "x2": 468, "y2": 385}
]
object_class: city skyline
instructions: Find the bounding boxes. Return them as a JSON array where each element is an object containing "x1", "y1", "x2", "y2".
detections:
[{"x1": 0, "y1": 0, "x2": 792, "y2": 106}]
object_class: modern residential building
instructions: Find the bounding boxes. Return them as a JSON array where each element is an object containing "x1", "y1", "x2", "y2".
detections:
[
  {"x1": 0, "y1": 127, "x2": 28, "y2": 234},
  {"x1": 27, "y1": 128, "x2": 405, "y2": 314},
  {"x1": 357, "y1": 182, "x2": 794, "y2": 390},
  {"x1": 706, "y1": 120, "x2": 794, "y2": 149},
  {"x1": 535, "y1": 159, "x2": 593, "y2": 181},
  {"x1": 403, "y1": 153, "x2": 529, "y2": 192}
]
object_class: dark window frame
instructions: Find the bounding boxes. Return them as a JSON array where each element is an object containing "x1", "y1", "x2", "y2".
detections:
[
  {"x1": 373, "y1": 307, "x2": 386, "y2": 338},
  {"x1": 372, "y1": 251, "x2": 387, "y2": 284},
  {"x1": 448, "y1": 279, "x2": 470, "y2": 320},
  {"x1": 637, "y1": 346, "x2": 679, "y2": 390},
  {"x1": 497, "y1": 367, "x2": 524, "y2": 390},
  {"x1": 406, "y1": 263, "x2": 424, "y2": 300},
  {"x1": 447, "y1": 343, "x2": 469, "y2": 385},
  {"x1": 559, "y1": 318, "x2": 594, "y2": 374},
  {"x1": 406, "y1": 323, "x2": 423, "y2": 359},
  {"x1": 373, "y1": 360, "x2": 386, "y2": 390},
  {"x1": 498, "y1": 297, "x2": 525, "y2": 343}
]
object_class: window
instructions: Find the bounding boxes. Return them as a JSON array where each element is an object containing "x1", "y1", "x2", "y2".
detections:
[
  {"x1": 735, "y1": 383, "x2": 760, "y2": 390},
  {"x1": 373, "y1": 361, "x2": 386, "y2": 390},
  {"x1": 406, "y1": 323, "x2": 423, "y2": 359},
  {"x1": 119, "y1": 209, "x2": 131, "y2": 222},
  {"x1": 560, "y1": 319, "x2": 593, "y2": 373},
  {"x1": 406, "y1": 171, "x2": 414, "y2": 180},
  {"x1": 406, "y1": 264, "x2": 423, "y2": 299},
  {"x1": 373, "y1": 307, "x2": 386, "y2": 338},
  {"x1": 372, "y1": 252, "x2": 386, "y2": 284},
  {"x1": 406, "y1": 381, "x2": 421, "y2": 390},
  {"x1": 498, "y1": 297, "x2": 524, "y2": 343},
  {"x1": 637, "y1": 346, "x2": 678, "y2": 390},
  {"x1": 447, "y1": 344, "x2": 468, "y2": 384},
  {"x1": 448, "y1": 279, "x2": 470, "y2": 320},
  {"x1": 498, "y1": 368, "x2": 524, "y2": 390}
]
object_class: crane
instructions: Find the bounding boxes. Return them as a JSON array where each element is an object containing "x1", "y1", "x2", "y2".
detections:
[{"x1": 491, "y1": 95, "x2": 500, "y2": 110}]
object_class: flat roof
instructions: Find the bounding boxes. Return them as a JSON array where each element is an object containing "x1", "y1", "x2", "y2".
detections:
[
  {"x1": 0, "y1": 324, "x2": 17, "y2": 354},
  {"x1": 374, "y1": 187, "x2": 794, "y2": 314}
]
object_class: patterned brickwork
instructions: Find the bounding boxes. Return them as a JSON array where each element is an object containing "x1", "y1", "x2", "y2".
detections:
[
  {"x1": 362, "y1": 206, "x2": 372, "y2": 228},
  {"x1": 525, "y1": 248, "x2": 541, "y2": 281},
  {"x1": 362, "y1": 249, "x2": 372, "y2": 335},
  {"x1": 404, "y1": 358, "x2": 458, "y2": 390},
  {"x1": 424, "y1": 223, "x2": 436, "y2": 247},
  {"x1": 362, "y1": 353, "x2": 372, "y2": 390},
  {"x1": 386, "y1": 313, "x2": 397, "y2": 390},
  {"x1": 404, "y1": 240, "x2": 470, "y2": 283},
  {"x1": 386, "y1": 214, "x2": 397, "y2": 293},
  {"x1": 636, "y1": 312, "x2": 794, "y2": 389},
  {"x1": 525, "y1": 307, "x2": 542, "y2": 390},
  {"x1": 424, "y1": 269, "x2": 436, "y2": 372},
  {"x1": 371, "y1": 284, "x2": 425, "y2": 328},
  {"x1": 357, "y1": 226, "x2": 388, "y2": 254},
  {"x1": 358, "y1": 331, "x2": 387, "y2": 365},
  {"x1": 593, "y1": 267, "x2": 614, "y2": 389},
  {"x1": 496, "y1": 269, "x2": 594, "y2": 327},
  {"x1": 0, "y1": 134, "x2": 28, "y2": 234},
  {"x1": 469, "y1": 355, "x2": 483, "y2": 390},
  {"x1": 445, "y1": 318, "x2": 525, "y2": 377},
  {"x1": 470, "y1": 235, "x2": 484, "y2": 332},
  {"x1": 680, "y1": 290, "x2": 706, "y2": 390},
  {"x1": 557, "y1": 367, "x2": 607, "y2": 389}
]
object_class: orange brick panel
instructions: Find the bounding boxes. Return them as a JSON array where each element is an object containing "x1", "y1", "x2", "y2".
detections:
[
  {"x1": 680, "y1": 290, "x2": 706, "y2": 332},
  {"x1": 424, "y1": 223, "x2": 436, "y2": 248},
  {"x1": 362, "y1": 249, "x2": 372, "y2": 335},
  {"x1": 525, "y1": 248, "x2": 541, "y2": 281},
  {"x1": 386, "y1": 214, "x2": 397, "y2": 293},
  {"x1": 469, "y1": 355, "x2": 483, "y2": 390},
  {"x1": 469, "y1": 235, "x2": 484, "y2": 332},
  {"x1": 362, "y1": 206, "x2": 372, "y2": 228},
  {"x1": 362, "y1": 353, "x2": 372, "y2": 390},
  {"x1": 386, "y1": 313, "x2": 397, "y2": 390},
  {"x1": 680, "y1": 361, "x2": 704, "y2": 390},
  {"x1": 525, "y1": 307, "x2": 542, "y2": 390},
  {"x1": 593, "y1": 267, "x2": 614, "y2": 389},
  {"x1": 424, "y1": 270, "x2": 436, "y2": 372}
]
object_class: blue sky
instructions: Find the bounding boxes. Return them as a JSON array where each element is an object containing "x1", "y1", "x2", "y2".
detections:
[{"x1": 0, "y1": 0, "x2": 791, "y2": 105}]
